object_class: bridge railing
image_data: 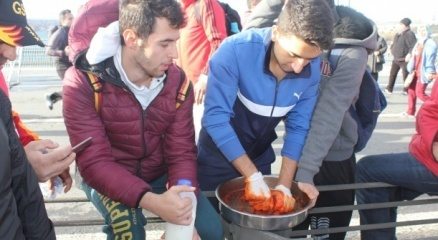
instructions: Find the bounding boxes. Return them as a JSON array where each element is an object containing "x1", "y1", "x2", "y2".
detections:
[
  {"x1": 3, "y1": 46, "x2": 56, "y2": 87},
  {"x1": 45, "y1": 182, "x2": 438, "y2": 239}
]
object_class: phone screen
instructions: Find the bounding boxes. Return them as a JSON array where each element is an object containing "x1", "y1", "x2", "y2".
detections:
[{"x1": 72, "y1": 137, "x2": 93, "y2": 153}]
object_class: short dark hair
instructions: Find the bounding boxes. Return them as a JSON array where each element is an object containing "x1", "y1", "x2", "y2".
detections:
[
  {"x1": 333, "y1": 6, "x2": 373, "y2": 40},
  {"x1": 59, "y1": 9, "x2": 71, "y2": 23},
  {"x1": 276, "y1": 0, "x2": 334, "y2": 50},
  {"x1": 400, "y1": 17, "x2": 411, "y2": 27},
  {"x1": 119, "y1": 0, "x2": 185, "y2": 40}
]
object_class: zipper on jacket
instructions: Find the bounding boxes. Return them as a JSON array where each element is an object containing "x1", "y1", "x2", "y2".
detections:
[
  {"x1": 247, "y1": 80, "x2": 279, "y2": 155},
  {"x1": 130, "y1": 85, "x2": 166, "y2": 178},
  {"x1": 117, "y1": 87, "x2": 147, "y2": 178}
]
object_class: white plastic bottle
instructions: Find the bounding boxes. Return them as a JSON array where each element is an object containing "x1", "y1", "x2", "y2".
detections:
[{"x1": 165, "y1": 179, "x2": 197, "y2": 240}]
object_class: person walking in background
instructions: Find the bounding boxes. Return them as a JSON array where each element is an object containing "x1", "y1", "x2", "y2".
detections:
[
  {"x1": 385, "y1": 17, "x2": 416, "y2": 95},
  {"x1": 197, "y1": 0, "x2": 334, "y2": 209},
  {"x1": 45, "y1": 9, "x2": 74, "y2": 110},
  {"x1": 177, "y1": 0, "x2": 227, "y2": 141},
  {"x1": 368, "y1": 34, "x2": 387, "y2": 81},
  {"x1": 404, "y1": 24, "x2": 437, "y2": 116},
  {"x1": 63, "y1": 0, "x2": 223, "y2": 239}
]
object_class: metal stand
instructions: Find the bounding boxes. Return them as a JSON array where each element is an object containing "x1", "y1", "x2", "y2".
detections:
[{"x1": 222, "y1": 218, "x2": 308, "y2": 240}]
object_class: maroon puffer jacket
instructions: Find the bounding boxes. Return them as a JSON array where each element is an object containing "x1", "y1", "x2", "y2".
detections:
[{"x1": 63, "y1": 57, "x2": 197, "y2": 208}]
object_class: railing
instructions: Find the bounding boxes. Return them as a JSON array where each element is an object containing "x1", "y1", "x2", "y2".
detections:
[
  {"x1": 3, "y1": 46, "x2": 56, "y2": 87},
  {"x1": 45, "y1": 182, "x2": 438, "y2": 239}
]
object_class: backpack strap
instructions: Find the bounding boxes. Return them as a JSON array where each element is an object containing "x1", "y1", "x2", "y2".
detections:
[
  {"x1": 176, "y1": 71, "x2": 191, "y2": 109},
  {"x1": 84, "y1": 71, "x2": 103, "y2": 113}
]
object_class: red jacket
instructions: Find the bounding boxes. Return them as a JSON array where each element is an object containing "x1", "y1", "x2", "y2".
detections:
[
  {"x1": 410, "y1": 81, "x2": 438, "y2": 176},
  {"x1": 63, "y1": 57, "x2": 197, "y2": 208},
  {"x1": 0, "y1": 71, "x2": 39, "y2": 145},
  {"x1": 177, "y1": 0, "x2": 227, "y2": 83}
]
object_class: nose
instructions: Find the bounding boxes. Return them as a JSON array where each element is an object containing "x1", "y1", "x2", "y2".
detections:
[
  {"x1": 6, "y1": 45, "x2": 17, "y2": 61},
  {"x1": 169, "y1": 42, "x2": 178, "y2": 60},
  {"x1": 290, "y1": 58, "x2": 308, "y2": 74},
  {"x1": 0, "y1": 44, "x2": 17, "y2": 66}
]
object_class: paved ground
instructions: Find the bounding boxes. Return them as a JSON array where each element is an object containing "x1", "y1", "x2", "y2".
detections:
[{"x1": 6, "y1": 64, "x2": 438, "y2": 239}]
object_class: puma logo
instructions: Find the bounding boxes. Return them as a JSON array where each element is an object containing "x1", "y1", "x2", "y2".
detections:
[{"x1": 293, "y1": 92, "x2": 303, "y2": 100}]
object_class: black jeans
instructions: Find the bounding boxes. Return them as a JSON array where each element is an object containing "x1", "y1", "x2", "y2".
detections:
[
  {"x1": 293, "y1": 155, "x2": 356, "y2": 240},
  {"x1": 386, "y1": 60, "x2": 408, "y2": 92}
]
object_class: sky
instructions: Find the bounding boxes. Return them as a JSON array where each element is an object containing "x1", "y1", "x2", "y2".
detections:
[{"x1": 23, "y1": 0, "x2": 437, "y2": 25}]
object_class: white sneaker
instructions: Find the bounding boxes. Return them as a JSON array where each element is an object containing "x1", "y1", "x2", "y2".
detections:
[{"x1": 384, "y1": 89, "x2": 392, "y2": 95}]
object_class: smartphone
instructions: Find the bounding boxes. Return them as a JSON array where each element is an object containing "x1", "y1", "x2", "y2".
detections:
[{"x1": 72, "y1": 137, "x2": 93, "y2": 153}]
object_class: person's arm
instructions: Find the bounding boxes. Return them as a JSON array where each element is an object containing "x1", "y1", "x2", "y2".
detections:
[
  {"x1": 199, "y1": 0, "x2": 227, "y2": 75},
  {"x1": 295, "y1": 47, "x2": 368, "y2": 185},
  {"x1": 276, "y1": 60, "x2": 319, "y2": 201},
  {"x1": 202, "y1": 39, "x2": 245, "y2": 163},
  {"x1": 433, "y1": 142, "x2": 438, "y2": 161},
  {"x1": 12, "y1": 110, "x2": 39, "y2": 146},
  {"x1": 24, "y1": 139, "x2": 75, "y2": 182},
  {"x1": 63, "y1": 68, "x2": 150, "y2": 208},
  {"x1": 193, "y1": 0, "x2": 228, "y2": 104},
  {"x1": 423, "y1": 40, "x2": 437, "y2": 79},
  {"x1": 139, "y1": 185, "x2": 196, "y2": 225},
  {"x1": 46, "y1": 29, "x2": 65, "y2": 57},
  {"x1": 203, "y1": 39, "x2": 270, "y2": 198},
  {"x1": 0, "y1": 92, "x2": 56, "y2": 239},
  {"x1": 406, "y1": 31, "x2": 417, "y2": 55}
]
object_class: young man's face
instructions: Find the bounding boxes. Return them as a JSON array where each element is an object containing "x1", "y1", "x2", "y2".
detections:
[
  {"x1": 0, "y1": 41, "x2": 17, "y2": 68},
  {"x1": 271, "y1": 27, "x2": 321, "y2": 74},
  {"x1": 126, "y1": 17, "x2": 179, "y2": 78},
  {"x1": 62, "y1": 13, "x2": 74, "y2": 27}
]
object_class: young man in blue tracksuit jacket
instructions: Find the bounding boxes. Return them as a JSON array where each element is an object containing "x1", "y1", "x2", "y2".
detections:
[{"x1": 197, "y1": 0, "x2": 335, "y2": 206}]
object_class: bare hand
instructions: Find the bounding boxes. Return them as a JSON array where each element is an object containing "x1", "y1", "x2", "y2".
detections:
[
  {"x1": 297, "y1": 182, "x2": 319, "y2": 207},
  {"x1": 141, "y1": 185, "x2": 195, "y2": 225},
  {"x1": 48, "y1": 167, "x2": 73, "y2": 193},
  {"x1": 24, "y1": 139, "x2": 75, "y2": 182},
  {"x1": 405, "y1": 53, "x2": 412, "y2": 63},
  {"x1": 194, "y1": 74, "x2": 207, "y2": 105},
  {"x1": 433, "y1": 142, "x2": 438, "y2": 162}
]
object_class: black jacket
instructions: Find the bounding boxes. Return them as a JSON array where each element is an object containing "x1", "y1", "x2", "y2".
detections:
[
  {"x1": 0, "y1": 91, "x2": 55, "y2": 240},
  {"x1": 390, "y1": 28, "x2": 417, "y2": 61}
]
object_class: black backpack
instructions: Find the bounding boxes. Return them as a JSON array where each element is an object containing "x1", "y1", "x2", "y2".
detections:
[
  {"x1": 218, "y1": 2, "x2": 242, "y2": 36},
  {"x1": 194, "y1": 1, "x2": 242, "y2": 36},
  {"x1": 322, "y1": 46, "x2": 387, "y2": 152}
]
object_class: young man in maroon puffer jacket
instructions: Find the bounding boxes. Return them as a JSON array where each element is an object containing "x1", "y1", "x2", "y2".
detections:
[{"x1": 63, "y1": 0, "x2": 222, "y2": 239}]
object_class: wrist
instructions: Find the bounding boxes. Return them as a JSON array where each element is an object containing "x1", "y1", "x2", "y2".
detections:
[
  {"x1": 139, "y1": 191, "x2": 157, "y2": 212},
  {"x1": 275, "y1": 184, "x2": 292, "y2": 197},
  {"x1": 248, "y1": 171, "x2": 263, "y2": 181}
]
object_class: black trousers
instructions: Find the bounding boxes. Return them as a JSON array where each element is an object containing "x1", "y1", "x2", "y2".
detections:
[
  {"x1": 293, "y1": 155, "x2": 356, "y2": 240},
  {"x1": 386, "y1": 60, "x2": 408, "y2": 92}
]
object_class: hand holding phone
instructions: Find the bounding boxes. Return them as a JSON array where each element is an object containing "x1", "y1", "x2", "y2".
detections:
[{"x1": 72, "y1": 137, "x2": 93, "y2": 153}]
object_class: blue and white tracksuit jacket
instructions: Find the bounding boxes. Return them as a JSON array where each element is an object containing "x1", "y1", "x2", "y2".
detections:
[{"x1": 197, "y1": 28, "x2": 321, "y2": 190}]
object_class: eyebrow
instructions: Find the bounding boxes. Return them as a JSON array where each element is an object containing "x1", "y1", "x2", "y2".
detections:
[
  {"x1": 286, "y1": 49, "x2": 319, "y2": 61},
  {"x1": 159, "y1": 38, "x2": 178, "y2": 43}
]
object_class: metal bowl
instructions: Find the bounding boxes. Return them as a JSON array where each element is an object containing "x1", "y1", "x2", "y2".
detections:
[{"x1": 216, "y1": 175, "x2": 311, "y2": 231}]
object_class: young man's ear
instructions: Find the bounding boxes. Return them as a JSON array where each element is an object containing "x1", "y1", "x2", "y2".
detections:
[
  {"x1": 122, "y1": 29, "x2": 141, "y2": 48},
  {"x1": 271, "y1": 25, "x2": 279, "y2": 42}
]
